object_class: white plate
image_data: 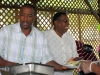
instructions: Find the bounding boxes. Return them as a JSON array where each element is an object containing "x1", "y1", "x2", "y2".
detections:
[
  {"x1": 64, "y1": 64, "x2": 80, "y2": 69},
  {"x1": 64, "y1": 61, "x2": 80, "y2": 69},
  {"x1": 64, "y1": 61, "x2": 99, "y2": 69}
]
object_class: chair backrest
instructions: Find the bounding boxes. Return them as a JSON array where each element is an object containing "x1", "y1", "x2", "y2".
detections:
[{"x1": 75, "y1": 40, "x2": 97, "y2": 61}]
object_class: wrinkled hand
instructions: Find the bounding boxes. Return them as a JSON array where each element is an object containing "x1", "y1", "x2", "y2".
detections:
[{"x1": 80, "y1": 60, "x2": 92, "y2": 74}]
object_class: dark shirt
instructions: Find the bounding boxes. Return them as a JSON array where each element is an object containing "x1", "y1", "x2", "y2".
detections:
[{"x1": 75, "y1": 40, "x2": 97, "y2": 61}]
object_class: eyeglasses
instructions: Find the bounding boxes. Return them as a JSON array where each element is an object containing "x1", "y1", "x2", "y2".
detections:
[{"x1": 58, "y1": 20, "x2": 68, "y2": 23}]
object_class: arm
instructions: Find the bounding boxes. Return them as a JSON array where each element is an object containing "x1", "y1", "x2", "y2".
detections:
[
  {"x1": 0, "y1": 56, "x2": 17, "y2": 66},
  {"x1": 81, "y1": 60, "x2": 100, "y2": 75},
  {"x1": 46, "y1": 60, "x2": 68, "y2": 71},
  {"x1": 72, "y1": 39, "x2": 79, "y2": 58},
  {"x1": 92, "y1": 63, "x2": 100, "y2": 75},
  {"x1": 70, "y1": 40, "x2": 80, "y2": 61},
  {"x1": 0, "y1": 28, "x2": 17, "y2": 66}
]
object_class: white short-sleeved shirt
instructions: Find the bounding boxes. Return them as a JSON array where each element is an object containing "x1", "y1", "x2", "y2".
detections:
[
  {"x1": 0, "y1": 22, "x2": 53, "y2": 64},
  {"x1": 44, "y1": 28, "x2": 78, "y2": 75}
]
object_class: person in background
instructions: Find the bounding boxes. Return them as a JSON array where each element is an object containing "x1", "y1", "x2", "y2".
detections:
[
  {"x1": 0, "y1": 4, "x2": 68, "y2": 71},
  {"x1": 43, "y1": 12, "x2": 79, "y2": 75},
  {"x1": 98, "y1": 45, "x2": 100, "y2": 56},
  {"x1": 76, "y1": 41, "x2": 97, "y2": 75},
  {"x1": 81, "y1": 0, "x2": 100, "y2": 75},
  {"x1": 76, "y1": 40, "x2": 97, "y2": 61},
  {"x1": 81, "y1": 60, "x2": 100, "y2": 75}
]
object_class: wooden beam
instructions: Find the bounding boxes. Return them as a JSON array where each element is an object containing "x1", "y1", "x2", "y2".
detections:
[
  {"x1": 0, "y1": 5, "x2": 20, "y2": 9},
  {"x1": 37, "y1": 8, "x2": 92, "y2": 14},
  {"x1": 84, "y1": 0, "x2": 100, "y2": 23}
]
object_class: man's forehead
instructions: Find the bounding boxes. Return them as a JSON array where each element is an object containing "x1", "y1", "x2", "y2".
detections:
[
  {"x1": 20, "y1": 7, "x2": 34, "y2": 13},
  {"x1": 60, "y1": 14, "x2": 68, "y2": 19}
]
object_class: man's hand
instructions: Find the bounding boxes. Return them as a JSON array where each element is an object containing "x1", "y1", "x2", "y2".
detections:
[
  {"x1": 80, "y1": 60, "x2": 94, "y2": 74},
  {"x1": 46, "y1": 60, "x2": 68, "y2": 71},
  {"x1": 6, "y1": 61, "x2": 18, "y2": 66},
  {"x1": 61, "y1": 66, "x2": 68, "y2": 71},
  {"x1": 0, "y1": 56, "x2": 18, "y2": 66}
]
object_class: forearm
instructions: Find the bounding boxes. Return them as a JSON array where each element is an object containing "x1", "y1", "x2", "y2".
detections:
[
  {"x1": 46, "y1": 60, "x2": 67, "y2": 71},
  {"x1": 92, "y1": 63, "x2": 100, "y2": 75},
  {"x1": 0, "y1": 56, "x2": 17, "y2": 66}
]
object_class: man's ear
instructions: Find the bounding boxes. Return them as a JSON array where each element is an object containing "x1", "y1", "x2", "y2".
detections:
[
  {"x1": 34, "y1": 16, "x2": 37, "y2": 20},
  {"x1": 54, "y1": 20, "x2": 59, "y2": 26},
  {"x1": 33, "y1": 16, "x2": 37, "y2": 22}
]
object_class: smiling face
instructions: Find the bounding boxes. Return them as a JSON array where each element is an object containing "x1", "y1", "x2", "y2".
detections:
[
  {"x1": 19, "y1": 6, "x2": 36, "y2": 29},
  {"x1": 54, "y1": 14, "x2": 69, "y2": 35},
  {"x1": 57, "y1": 14, "x2": 69, "y2": 33}
]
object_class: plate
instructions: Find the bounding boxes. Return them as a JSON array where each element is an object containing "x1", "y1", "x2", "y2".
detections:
[
  {"x1": 64, "y1": 64, "x2": 80, "y2": 69},
  {"x1": 64, "y1": 61, "x2": 80, "y2": 69}
]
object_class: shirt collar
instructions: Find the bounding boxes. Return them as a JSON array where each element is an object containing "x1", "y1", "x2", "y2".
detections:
[
  {"x1": 15, "y1": 22, "x2": 34, "y2": 35},
  {"x1": 51, "y1": 27, "x2": 68, "y2": 38}
]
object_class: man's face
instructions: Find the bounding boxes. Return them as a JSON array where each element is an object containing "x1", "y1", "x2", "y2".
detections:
[
  {"x1": 19, "y1": 6, "x2": 36, "y2": 29},
  {"x1": 56, "y1": 14, "x2": 69, "y2": 33}
]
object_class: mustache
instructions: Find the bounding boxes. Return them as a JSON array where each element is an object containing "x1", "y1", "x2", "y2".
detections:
[{"x1": 22, "y1": 21, "x2": 29, "y2": 24}]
